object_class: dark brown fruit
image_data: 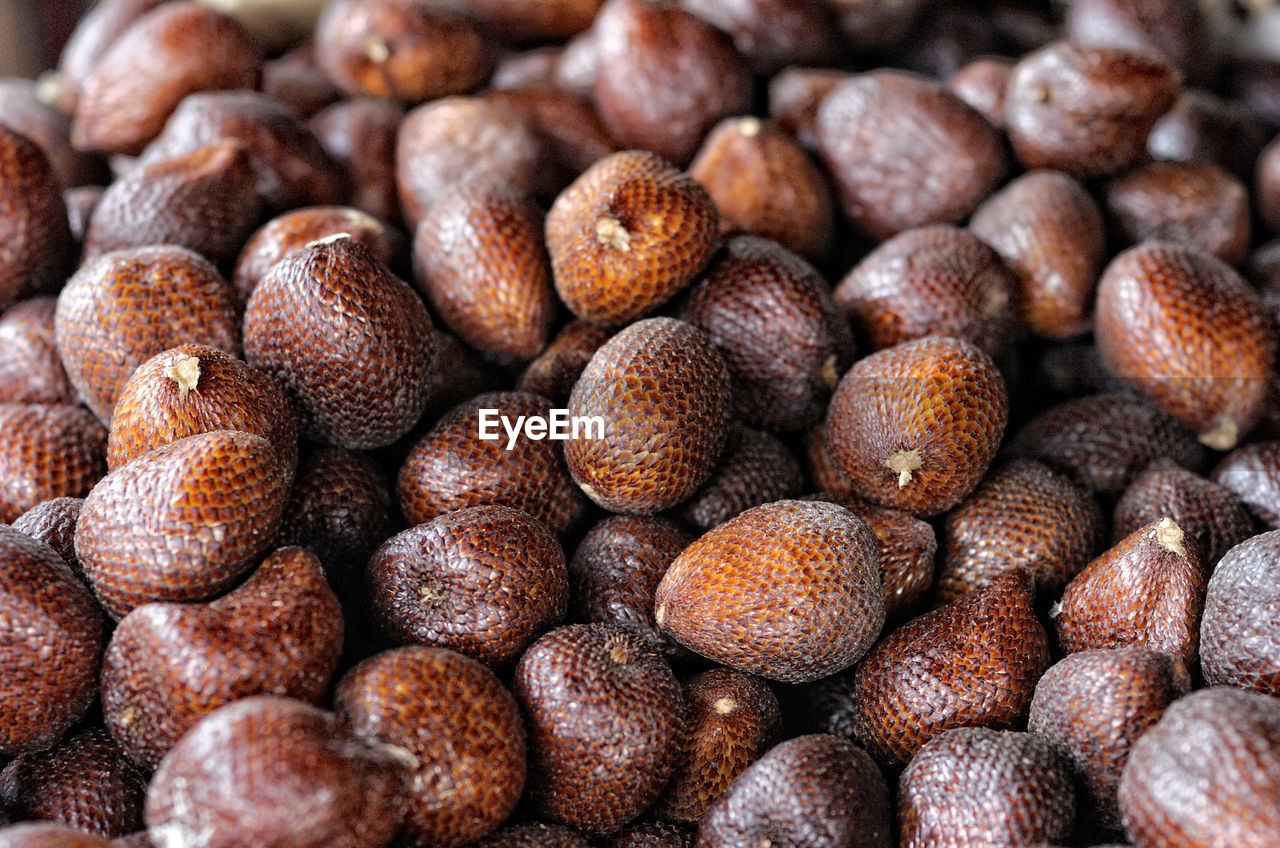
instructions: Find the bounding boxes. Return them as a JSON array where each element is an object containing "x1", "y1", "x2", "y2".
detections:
[
  {"x1": 655, "y1": 499, "x2": 883, "y2": 683},
  {"x1": 898, "y1": 728, "x2": 1075, "y2": 848},
  {"x1": 0, "y1": 126, "x2": 72, "y2": 312},
  {"x1": 53, "y1": 244, "x2": 241, "y2": 425},
  {"x1": 938, "y1": 459, "x2": 1105, "y2": 604},
  {"x1": 483, "y1": 86, "x2": 620, "y2": 184},
  {"x1": 517, "y1": 321, "x2": 610, "y2": 405},
  {"x1": 1201, "y1": 530, "x2": 1280, "y2": 696},
  {"x1": 1259, "y1": 135, "x2": 1280, "y2": 236},
  {"x1": 0, "y1": 526, "x2": 105, "y2": 754},
  {"x1": 1211, "y1": 440, "x2": 1280, "y2": 529},
  {"x1": 590, "y1": 0, "x2": 752, "y2": 166},
  {"x1": 243, "y1": 235, "x2": 436, "y2": 450},
  {"x1": 604, "y1": 821, "x2": 692, "y2": 848},
  {"x1": 565, "y1": 317, "x2": 732, "y2": 514},
  {"x1": 106, "y1": 343, "x2": 298, "y2": 474},
  {"x1": 75, "y1": 429, "x2": 291, "y2": 620},
  {"x1": 413, "y1": 180, "x2": 555, "y2": 360},
  {"x1": 456, "y1": 0, "x2": 602, "y2": 42},
  {"x1": 825, "y1": 335, "x2": 1008, "y2": 517},
  {"x1": 368, "y1": 505, "x2": 568, "y2": 668},
  {"x1": 1005, "y1": 392, "x2": 1208, "y2": 496},
  {"x1": 0, "y1": 79, "x2": 107, "y2": 190},
  {"x1": 1113, "y1": 458, "x2": 1255, "y2": 568},
  {"x1": 71, "y1": 2, "x2": 262, "y2": 156},
  {"x1": 0, "y1": 729, "x2": 147, "y2": 838},
  {"x1": 1095, "y1": 242, "x2": 1275, "y2": 450},
  {"x1": 816, "y1": 70, "x2": 1006, "y2": 240},
  {"x1": 568, "y1": 515, "x2": 696, "y2": 663},
  {"x1": 801, "y1": 422, "x2": 857, "y2": 497},
  {"x1": 0, "y1": 824, "x2": 113, "y2": 847},
  {"x1": 1119, "y1": 687, "x2": 1280, "y2": 848},
  {"x1": 397, "y1": 391, "x2": 589, "y2": 537},
  {"x1": 1148, "y1": 89, "x2": 1268, "y2": 181},
  {"x1": 101, "y1": 546, "x2": 342, "y2": 768},
  {"x1": 656, "y1": 669, "x2": 781, "y2": 823},
  {"x1": 687, "y1": 118, "x2": 834, "y2": 263},
  {"x1": 1064, "y1": 0, "x2": 1211, "y2": 83},
  {"x1": 696, "y1": 733, "x2": 892, "y2": 848},
  {"x1": 11, "y1": 497, "x2": 85, "y2": 583},
  {"x1": 1004, "y1": 41, "x2": 1181, "y2": 178},
  {"x1": 947, "y1": 56, "x2": 1014, "y2": 128},
  {"x1": 470, "y1": 821, "x2": 591, "y2": 848},
  {"x1": 683, "y1": 235, "x2": 853, "y2": 433},
  {"x1": 64, "y1": 187, "x2": 103, "y2": 248},
  {"x1": 675, "y1": 425, "x2": 805, "y2": 532},
  {"x1": 677, "y1": 0, "x2": 836, "y2": 77},
  {"x1": 335, "y1": 646, "x2": 525, "y2": 847},
  {"x1": 834, "y1": 225, "x2": 1016, "y2": 361},
  {"x1": 53, "y1": 0, "x2": 170, "y2": 116},
  {"x1": 0, "y1": 299, "x2": 76, "y2": 405},
  {"x1": 851, "y1": 570, "x2": 1050, "y2": 767},
  {"x1": 143, "y1": 696, "x2": 407, "y2": 848},
  {"x1": 546, "y1": 150, "x2": 718, "y2": 327},
  {"x1": 1028, "y1": 648, "x2": 1190, "y2": 829},
  {"x1": 314, "y1": 0, "x2": 494, "y2": 104},
  {"x1": 261, "y1": 45, "x2": 342, "y2": 119},
  {"x1": 767, "y1": 67, "x2": 851, "y2": 152},
  {"x1": 825, "y1": 0, "x2": 925, "y2": 52},
  {"x1": 308, "y1": 98, "x2": 404, "y2": 224},
  {"x1": 0, "y1": 404, "x2": 105, "y2": 524},
  {"x1": 513, "y1": 624, "x2": 685, "y2": 836},
  {"x1": 1052, "y1": 517, "x2": 1206, "y2": 668},
  {"x1": 968, "y1": 169, "x2": 1106, "y2": 340}
]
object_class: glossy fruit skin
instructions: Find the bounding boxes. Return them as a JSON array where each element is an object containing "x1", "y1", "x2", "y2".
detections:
[
  {"x1": 1211, "y1": 441, "x2": 1280, "y2": 529},
  {"x1": 1119, "y1": 687, "x2": 1280, "y2": 848},
  {"x1": 0, "y1": 127, "x2": 72, "y2": 312},
  {"x1": 0, "y1": 404, "x2": 106, "y2": 524},
  {"x1": 335, "y1": 646, "x2": 526, "y2": 847},
  {"x1": 11, "y1": 497, "x2": 85, "y2": 583},
  {"x1": 947, "y1": 56, "x2": 1014, "y2": 128},
  {"x1": 898, "y1": 728, "x2": 1075, "y2": 848},
  {"x1": 695, "y1": 734, "x2": 892, "y2": 848},
  {"x1": 565, "y1": 318, "x2": 732, "y2": 515},
  {"x1": 851, "y1": 570, "x2": 1050, "y2": 767},
  {"x1": 656, "y1": 499, "x2": 884, "y2": 684},
  {"x1": 0, "y1": 299, "x2": 76, "y2": 405},
  {"x1": 309, "y1": 98, "x2": 405, "y2": 224},
  {"x1": 825, "y1": 335, "x2": 1008, "y2": 517},
  {"x1": 75, "y1": 429, "x2": 291, "y2": 620},
  {"x1": 513, "y1": 624, "x2": 685, "y2": 836},
  {"x1": 676, "y1": 425, "x2": 804, "y2": 532},
  {"x1": 1201, "y1": 530, "x2": 1280, "y2": 696},
  {"x1": 0, "y1": 526, "x2": 105, "y2": 755},
  {"x1": 243, "y1": 235, "x2": 436, "y2": 450}
]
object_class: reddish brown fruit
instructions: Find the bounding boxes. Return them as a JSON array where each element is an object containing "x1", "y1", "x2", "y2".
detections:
[
  {"x1": 11, "y1": 497, "x2": 85, "y2": 583},
  {"x1": 656, "y1": 669, "x2": 781, "y2": 823},
  {"x1": 834, "y1": 225, "x2": 1016, "y2": 360},
  {"x1": 590, "y1": 0, "x2": 752, "y2": 166},
  {"x1": 1148, "y1": 89, "x2": 1268, "y2": 181},
  {"x1": 801, "y1": 422, "x2": 857, "y2": 496},
  {"x1": 683, "y1": 236, "x2": 853, "y2": 433},
  {"x1": 0, "y1": 404, "x2": 106, "y2": 524},
  {"x1": 1028, "y1": 648, "x2": 1190, "y2": 829},
  {"x1": 687, "y1": 117, "x2": 834, "y2": 262},
  {"x1": 1119, "y1": 687, "x2": 1280, "y2": 848},
  {"x1": 513, "y1": 624, "x2": 685, "y2": 836},
  {"x1": 53, "y1": 0, "x2": 170, "y2": 116},
  {"x1": 231, "y1": 206, "x2": 396, "y2": 306},
  {"x1": 825, "y1": 0, "x2": 925, "y2": 51},
  {"x1": 243, "y1": 235, "x2": 436, "y2": 450},
  {"x1": 414, "y1": 180, "x2": 555, "y2": 360},
  {"x1": 816, "y1": 70, "x2": 1006, "y2": 240},
  {"x1": 604, "y1": 821, "x2": 692, "y2": 848},
  {"x1": 143, "y1": 696, "x2": 408, "y2": 848},
  {"x1": 675, "y1": 425, "x2": 805, "y2": 532},
  {"x1": 696, "y1": 734, "x2": 893, "y2": 848},
  {"x1": 314, "y1": 0, "x2": 494, "y2": 104},
  {"x1": 1004, "y1": 41, "x2": 1181, "y2": 178},
  {"x1": 0, "y1": 824, "x2": 113, "y2": 847},
  {"x1": 456, "y1": 0, "x2": 602, "y2": 42},
  {"x1": 1212, "y1": 441, "x2": 1280, "y2": 529},
  {"x1": 107, "y1": 344, "x2": 297, "y2": 474},
  {"x1": 1064, "y1": 0, "x2": 1211, "y2": 84},
  {"x1": 100, "y1": 547, "x2": 343, "y2": 768},
  {"x1": 0, "y1": 126, "x2": 72, "y2": 311},
  {"x1": 1095, "y1": 242, "x2": 1275, "y2": 450},
  {"x1": 938, "y1": 459, "x2": 1106, "y2": 604},
  {"x1": 483, "y1": 86, "x2": 620, "y2": 184},
  {"x1": 53, "y1": 245, "x2": 241, "y2": 425},
  {"x1": 517, "y1": 321, "x2": 611, "y2": 405},
  {"x1": 947, "y1": 56, "x2": 1015, "y2": 128},
  {"x1": 546, "y1": 150, "x2": 719, "y2": 327},
  {"x1": 71, "y1": 2, "x2": 262, "y2": 156},
  {"x1": 397, "y1": 391, "x2": 589, "y2": 537},
  {"x1": 655, "y1": 499, "x2": 883, "y2": 683},
  {"x1": 678, "y1": 0, "x2": 836, "y2": 76},
  {"x1": 851, "y1": 570, "x2": 1050, "y2": 767},
  {"x1": 968, "y1": 169, "x2": 1106, "y2": 340},
  {"x1": 64, "y1": 186, "x2": 103, "y2": 247},
  {"x1": 0, "y1": 526, "x2": 105, "y2": 754},
  {"x1": 1113, "y1": 458, "x2": 1255, "y2": 568},
  {"x1": 767, "y1": 67, "x2": 851, "y2": 152},
  {"x1": 75, "y1": 429, "x2": 291, "y2": 620},
  {"x1": 898, "y1": 728, "x2": 1075, "y2": 848},
  {"x1": 0, "y1": 729, "x2": 147, "y2": 838},
  {"x1": 261, "y1": 45, "x2": 342, "y2": 119},
  {"x1": 1052, "y1": 517, "x2": 1206, "y2": 668},
  {"x1": 0, "y1": 79, "x2": 105, "y2": 190},
  {"x1": 0, "y1": 299, "x2": 76, "y2": 405},
  {"x1": 1201, "y1": 530, "x2": 1280, "y2": 696},
  {"x1": 471, "y1": 821, "x2": 591, "y2": 848},
  {"x1": 565, "y1": 318, "x2": 732, "y2": 514},
  {"x1": 308, "y1": 98, "x2": 404, "y2": 224},
  {"x1": 825, "y1": 335, "x2": 1008, "y2": 517},
  {"x1": 335, "y1": 646, "x2": 525, "y2": 847},
  {"x1": 568, "y1": 515, "x2": 696, "y2": 663},
  {"x1": 1006, "y1": 392, "x2": 1208, "y2": 496}
]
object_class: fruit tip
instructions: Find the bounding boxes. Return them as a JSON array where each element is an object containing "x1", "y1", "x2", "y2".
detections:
[
  {"x1": 1197, "y1": 414, "x2": 1238, "y2": 451},
  {"x1": 885, "y1": 449, "x2": 922, "y2": 487},
  {"x1": 163, "y1": 353, "x2": 202, "y2": 399},
  {"x1": 595, "y1": 216, "x2": 632, "y2": 252},
  {"x1": 1151, "y1": 517, "x2": 1188, "y2": 558}
]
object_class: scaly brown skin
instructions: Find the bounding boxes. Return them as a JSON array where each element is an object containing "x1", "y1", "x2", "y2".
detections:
[
  {"x1": 0, "y1": 127, "x2": 72, "y2": 312},
  {"x1": 308, "y1": 98, "x2": 405, "y2": 225},
  {"x1": 676, "y1": 425, "x2": 805, "y2": 532},
  {"x1": 0, "y1": 299, "x2": 77, "y2": 405},
  {"x1": 0, "y1": 824, "x2": 116, "y2": 848},
  {"x1": 1201, "y1": 529, "x2": 1280, "y2": 696},
  {"x1": 0, "y1": 405, "x2": 105, "y2": 524},
  {"x1": 11, "y1": 497, "x2": 85, "y2": 583},
  {"x1": 517, "y1": 321, "x2": 611, "y2": 406},
  {"x1": 1211, "y1": 440, "x2": 1280, "y2": 529},
  {"x1": 470, "y1": 822, "x2": 591, "y2": 848}
]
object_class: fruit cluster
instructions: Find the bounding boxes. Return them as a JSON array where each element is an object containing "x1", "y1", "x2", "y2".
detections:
[{"x1": 0, "y1": 0, "x2": 1279, "y2": 847}]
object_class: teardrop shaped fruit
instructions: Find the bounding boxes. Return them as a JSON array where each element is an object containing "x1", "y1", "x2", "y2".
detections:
[
  {"x1": 0, "y1": 404, "x2": 106, "y2": 523},
  {"x1": 0, "y1": 126, "x2": 72, "y2": 312},
  {"x1": 656, "y1": 499, "x2": 883, "y2": 684},
  {"x1": 1200, "y1": 530, "x2": 1280, "y2": 696},
  {"x1": 0, "y1": 298, "x2": 76, "y2": 405}
]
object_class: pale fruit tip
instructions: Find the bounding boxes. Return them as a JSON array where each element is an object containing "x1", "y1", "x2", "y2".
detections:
[
  {"x1": 737, "y1": 116, "x2": 762, "y2": 137},
  {"x1": 886, "y1": 449, "x2": 923, "y2": 487},
  {"x1": 820, "y1": 354, "x2": 840, "y2": 391},
  {"x1": 607, "y1": 639, "x2": 638, "y2": 666},
  {"x1": 1198, "y1": 415, "x2": 1238, "y2": 451},
  {"x1": 595, "y1": 216, "x2": 632, "y2": 252},
  {"x1": 1151, "y1": 517, "x2": 1188, "y2": 558},
  {"x1": 654, "y1": 602, "x2": 666, "y2": 626},
  {"x1": 164, "y1": 353, "x2": 201, "y2": 399},
  {"x1": 364, "y1": 36, "x2": 390, "y2": 63},
  {"x1": 306, "y1": 231, "x2": 352, "y2": 249},
  {"x1": 713, "y1": 697, "x2": 737, "y2": 716}
]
